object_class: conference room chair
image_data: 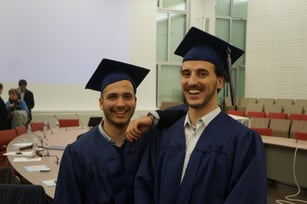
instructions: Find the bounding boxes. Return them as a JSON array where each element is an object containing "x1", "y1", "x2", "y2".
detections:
[
  {"x1": 288, "y1": 113, "x2": 307, "y2": 121},
  {"x1": 58, "y1": 119, "x2": 80, "y2": 128},
  {"x1": 267, "y1": 112, "x2": 288, "y2": 119},
  {"x1": 237, "y1": 97, "x2": 257, "y2": 112},
  {"x1": 15, "y1": 126, "x2": 28, "y2": 136},
  {"x1": 0, "y1": 184, "x2": 49, "y2": 204},
  {"x1": 250, "y1": 117, "x2": 270, "y2": 129},
  {"x1": 160, "y1": 101, "x2": 184, "y2": 110},
  {"x1": 245, "y1": 103, "x2": 264, "y2": 114},
  {"x1": 227, "y1": 110, "x2": 246, "y2": 117},
  {"x1": 283, "y1": 104, "x2": 304, "y2": 115},
  {"x1": 294, "y1": 99, "x2": 307, "y2": 106},
  {"x1": 87, "y1": 116, "x2": 102, "y2": 127},
  {"x1": 0, "y1": 129, "x2": 18, "y2": 167},
  {"x1": 246, "y1": 111, "x2": 266, "y2": 118},
  {"x1": 257, "y1": 98, "x2": 275, "y2": 105},
  {"x1": 251, "y1": 127, "x2": 273, "y2": 136},
  {"x1": 263, "y1": 104, "x2": 283, "y2": 115},
  {"x1": 275, "y1": 98, "x2": 294, "y2": 106},
  {"x1": 30, "y1": 122, "x2": 50, "y2": 132},
  {"x1": 224, "y1": 96, "x2": 238, "y2": 111},
  {"x1": 289, "y1": 120, "x2": 307, "y2": 138},
  {"x1": 295, "y1": 132, "x2": 307, "y2": 141},
  {"x1": 0, "y1": 166, "x2": 19, "y2": 184},
  {"x1": 269, "y1": 118, "x2": 291, "y2": 138}
]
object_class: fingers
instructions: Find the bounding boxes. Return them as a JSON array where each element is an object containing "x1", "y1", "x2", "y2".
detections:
[{"x1": 126, "y1": 119, "x2": 143, "y2": 142}]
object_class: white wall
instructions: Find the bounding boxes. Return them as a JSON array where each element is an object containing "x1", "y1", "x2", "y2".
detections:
[
  {"x1": 1, "y1": 0, "x2": 156, "y2": 113},
  {"x1": 246, "y1": 0, "x2": 307, "y2": 99}
]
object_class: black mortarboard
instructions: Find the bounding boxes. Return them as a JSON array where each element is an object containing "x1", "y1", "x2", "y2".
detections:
[
  {"x1": 85, "y1": 58, "x2": 150, "y2": 92},
  {"x1": 174, "y1": 27, "x2": 244, "y2": 107}
]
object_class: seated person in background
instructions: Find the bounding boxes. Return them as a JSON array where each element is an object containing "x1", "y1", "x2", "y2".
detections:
[
  {"x1": 0, "y1": 83, "x2": 9, "y2": 130},
  {"x1": 5, "y1": 88, "x2": 29, "y2": 128},
  {"x1": 54, "y1": 58, "x2": 150, "y2": 204}
]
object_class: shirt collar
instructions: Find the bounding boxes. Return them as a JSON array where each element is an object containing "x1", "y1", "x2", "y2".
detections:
[
  {"x1": 98, "y1": 121, "x2": 126, "y2": 146},
  {"x1": 184, "y1": 107, "x2": 221, "y2": 128}
]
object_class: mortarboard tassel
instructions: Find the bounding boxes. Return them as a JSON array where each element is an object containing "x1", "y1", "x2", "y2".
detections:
[{"x1": 226, "y1": 47, "x2": 236, "y2": 108}]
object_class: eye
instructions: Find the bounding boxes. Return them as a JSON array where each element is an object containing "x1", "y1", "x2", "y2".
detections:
[
  {"x1": 181, "y1": 70, "x2": 191, "y2": 78},
  {"x1": 197, "y1": 70, "x2": 208, "y2": 78},
  {"x1": 123, "y1": 93, "x2": 134, "y2": 100},
  {"x1": 107, "y1": 94, "x2": 117, "y2": 100}
]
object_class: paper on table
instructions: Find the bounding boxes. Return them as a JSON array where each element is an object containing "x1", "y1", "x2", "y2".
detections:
[
  {"x1": 42, "y1": 179, "x2": 57, "y2": 187},
  {"x1": 24, "y1": 164, "x2": 50, "y2": 172},
  {"x1": 13, "y1": 157, "x2": 42, "y2": 162},
  {"x1": 12, "y1": 142, "x2": 33, "y2": 147},
  {"x1": 4, "y1": 151, "x2": 34, "y2": 157}
]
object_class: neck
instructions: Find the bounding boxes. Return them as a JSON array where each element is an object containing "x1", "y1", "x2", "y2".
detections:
[
  {"x1": 188, "y1": 103, "x2": 218, "y2": 126},
  {"x1": 102, "y1": 121, "x2": 127, "y2": 147}
]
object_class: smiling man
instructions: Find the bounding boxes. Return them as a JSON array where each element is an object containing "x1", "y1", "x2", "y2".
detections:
[
  {"x1": 134, "y1": 27, "x2": 267, "y2": 204},
  {"x1": 54, "y1": 58, "x2": 150, "y2": 204}
]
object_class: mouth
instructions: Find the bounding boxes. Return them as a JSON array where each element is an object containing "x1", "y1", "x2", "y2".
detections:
[{"x1": 187, "y1": 89, "x2": 201, "y2": 95}]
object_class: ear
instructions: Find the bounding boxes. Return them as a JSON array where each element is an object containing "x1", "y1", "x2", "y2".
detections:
[
  {"x1": 99, "y1": 97, "x2": 103, "y2": 111},
  {"x1": 217, "y1": 76, "x2": 224, "y2": 90}
]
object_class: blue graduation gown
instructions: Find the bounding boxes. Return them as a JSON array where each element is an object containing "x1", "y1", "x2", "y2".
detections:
[
  {"x1": 54, "y1": 126, "x2": 150, "y2": 204},
  {"x1": 135, "y1": 111, "x2": 267, "y2": 204}
]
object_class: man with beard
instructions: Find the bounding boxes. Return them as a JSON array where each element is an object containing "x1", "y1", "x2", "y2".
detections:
[
  {"x1": 54, "y1": 58, "x2": 150, "y2": 204},
  {"x1": 133, "y1": 27, "x2": 267, "y2": 204}
]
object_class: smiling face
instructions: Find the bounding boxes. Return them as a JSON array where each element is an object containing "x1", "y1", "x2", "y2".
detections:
[
  {"x1": 100, "y1": 80, "x2": 136, "y2": 129},
  {"x1": 181, "y1": 60, "x2": 224, "y2": 112}
]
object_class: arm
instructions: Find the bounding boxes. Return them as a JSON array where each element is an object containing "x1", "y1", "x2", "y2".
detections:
[
  {"x1": 126, "y1": 104, "x2": 187, "y2": 141},
  {"x1": 54, "y1": 145, "x2": 83, "y2": 204},
  {"x1": 25, "y1": 91, "x2": 35, "y2": 110}
]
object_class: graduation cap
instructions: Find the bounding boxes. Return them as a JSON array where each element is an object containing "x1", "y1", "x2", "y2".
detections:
[
  {"x1": 174, "y1": 27, "x2": 244, "y2": 107},
  {"x1": 85, "y1": 58, "x2": 150, "y2": 92}
]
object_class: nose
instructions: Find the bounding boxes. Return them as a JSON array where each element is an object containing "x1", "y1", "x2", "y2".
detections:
[
  {"x1": 186, "y1": 72, "x2": 198, "y2": 85},
  {"x1": 116, "y1": 97, "x2": 126, "y2": 107}
]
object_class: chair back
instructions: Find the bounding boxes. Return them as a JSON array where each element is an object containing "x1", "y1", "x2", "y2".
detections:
[
  {"x1": 227, "y1": 110, "x2": 246, "y2": 117},
  {"x1": 295, "y1": 132, "x2": 307, "y2": 141},
  {"x1": 0, "y1": 129, "x2": 17, "y2": 146},
  {"x1": 30, "y1": 122, "x2": 50, "y2": 132},
  {"x1": 15, "y1": 126, "x2": 27, "y2": 135},
  {"x1": 267, "y1": 112, "x2": 288, "y2": 119},
  {"x1": 289, "y1": 120, "x2": 307, "y2": 138},
  {"x1": 58, "y1": 119, "x2": 80, "y2": 128},
  {"x1": 252, "y1": 128, "x2": 273, "y2": 136},
  {"x1": 0, "y1": 184, "x2": 49, "y2": 204},
  {"x1": 246, "y1": 111, "x2": 266, "y2": 118},
  {"x1": 269, "y1": 118, "x2": 291, "y2": 138},
  {"x1": 288, "y1": 114, "x2": 307, "y2": 121},
  {"x1": 87, "y1": 117, "x2": 102, "y2": 127},
  {"x1": 250, "y1": 117, "x2": 270, "y2": 129}
]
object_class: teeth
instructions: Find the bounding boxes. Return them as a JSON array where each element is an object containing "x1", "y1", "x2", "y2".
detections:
[
  {"x1": 115, "y1": 111, "x2": 126, "y2": 114},
  {"x1": 188, "y1": 90, "x2": 200, "y2": 94}
]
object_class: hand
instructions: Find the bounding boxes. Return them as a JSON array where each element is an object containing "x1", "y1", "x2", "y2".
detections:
[{"x1": 126, "y1": 116, "x2": 154, "y2": 142}]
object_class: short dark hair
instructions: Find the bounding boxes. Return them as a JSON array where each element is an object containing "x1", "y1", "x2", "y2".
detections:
[
  {"x1": 18, "y1": 79, "x2": 27, "y2": 86},
  {"x1": 0, "y1": 83, "x2": 3, "y2": 89}
]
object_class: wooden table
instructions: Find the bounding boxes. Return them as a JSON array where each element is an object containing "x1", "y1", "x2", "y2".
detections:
[{"x1": 7, "y1": 127, "x2": 90, "y2": 199}]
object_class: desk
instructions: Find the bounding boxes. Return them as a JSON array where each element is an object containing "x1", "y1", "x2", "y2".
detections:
[
  {"x1": 262, "y1": 136, "x2": 307, "y2": 188},
  {"x1": 6, "y1": 127, "x2": 89, "y2": 199}
]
